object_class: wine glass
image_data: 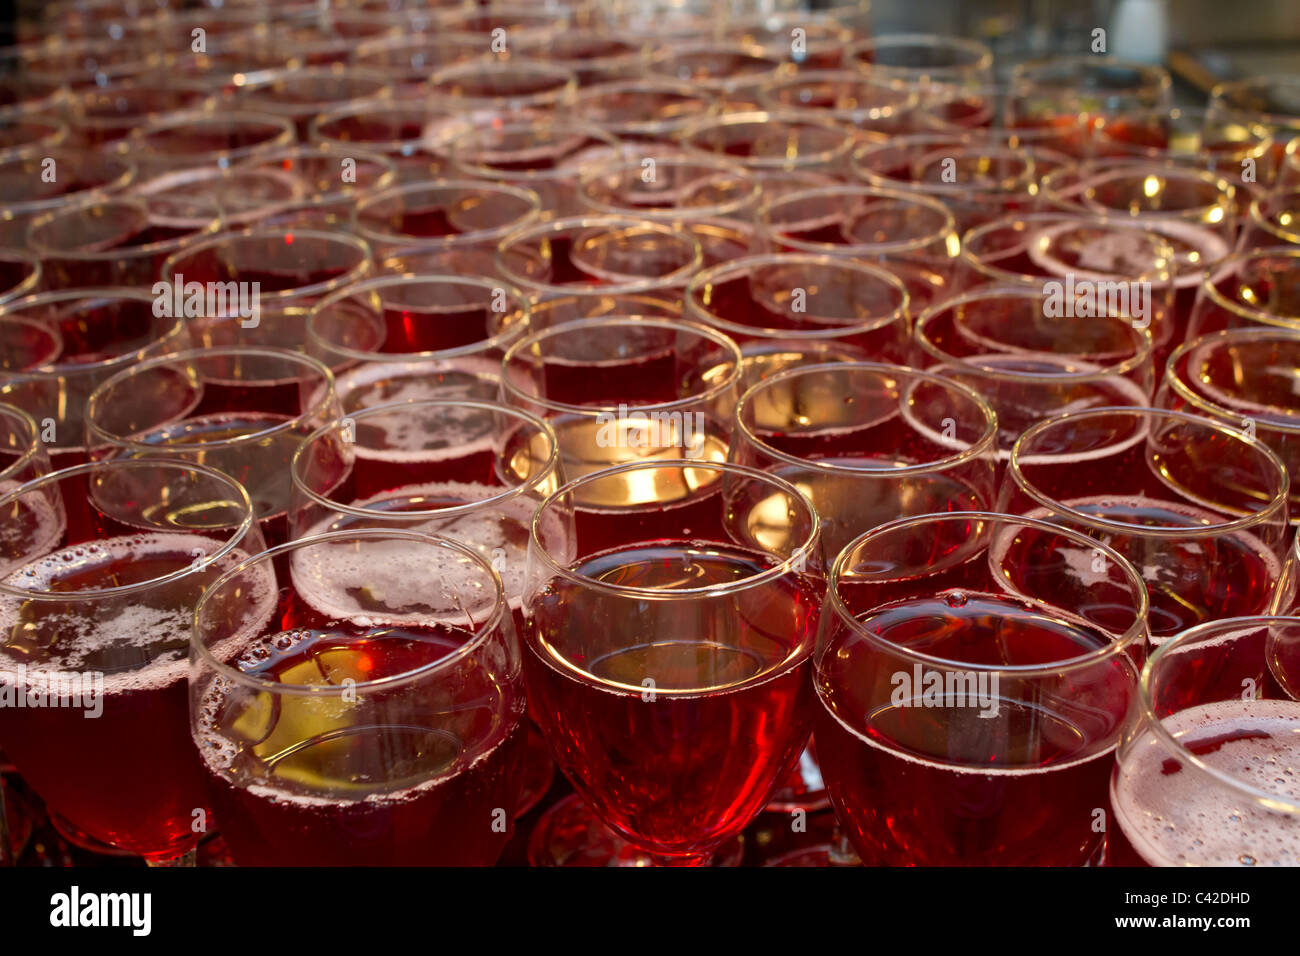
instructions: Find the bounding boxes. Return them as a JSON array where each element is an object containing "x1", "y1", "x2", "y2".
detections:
[
  {"x1": 495, "y1": 215, "x2": 703, "y2": 302},
  {"x1": 230, "y1": 145, "x2": 398, "y2": 231},
  {"x1": 84, "y1": 346, "x2": 340, "y2": 547},
  {"x1": 352, "y1": 180, "x2": 542, "y2": 278},
  {"x1": 914, "y1": 286, "x2": 1156, "y2": 462},
  {"x1": 0, "y1": 458, "x2": 266, "y2": 865},
  {"x1": 122, "y1": 109, "x2": 296, "y2": 179},
  {"x1": 289, "y1": 398, "x2": 565, "y2": 817},
  {"x1": 308, "y1": 102, "x2": 464, "y2": 183},
  {"x1": 1238, "y1": 189, "x2": 1300, "y2": 251},
  {"x1": 499, "y1": 315, "x2": 741, "y2": 495},
  {"x1": 446, "y1": 116, "x2": 623, "y2": 217},
  {"x1": 683, "y1": 253, "x2": 910, "y2": 386},
  {"x1": 817, "y1": 511, "x2": 1147, "y2": 864},
  {"x1": 1000, "y1": 406, "x2": 1291, "y2": 644},
  {"x1": 0, "y1": 149, "x2": 136, "y2": 247},
  {"x1": 731, "y1": 362, "x2": 998, "y2": 862},
  {"x1": 1109, "y1": 615, "x2": 1300, "y2": 865},
  {"x1": 572, "y1": 77, "x2": 718, "y2": 144},
  {"x1": 27, "y1": 193, "x2": 223, "y2": 290},
  {"x1": 306, "y1": 274, "x2": 532, "y2": 412},
  {"x1": 754, "y1": 184, "x2": 960, "y2": 311},
  {"x1": 522, "y1": 459, "x2": 822, "y2": 865},
  {"x1": 1186, "y1": 247, "x2": 1300, "y2": 338},
  {"x1": 1158, "y1": 328, "x2": 1300, "y2": 524},
  {"x1": 0, "y1": 403, "x2": 51, "y2": 865},
  {"x1": 190, "y1": 528, "x2": 524, "y2": 865},
  {"x1": 160, "y1": 227, "x2": 373, "y2": 350},
  {"x1": 675, "y1": 111, "x2": 858, "y2": 177},
  {"x1": 0, "y1": 288, "x2": 188, "y2": 468}
]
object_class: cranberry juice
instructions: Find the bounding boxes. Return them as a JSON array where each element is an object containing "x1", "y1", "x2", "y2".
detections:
[
  {"x1": 523, "y1": 541, "x2": 819, "y2": 862},
  {"x1": 0, "y1": 533, "x2": 243, "y2": 860},
  {"x1": 198, "y1": 624, "x2": 525, "y2": 866},
  {"x1": 816, "y1": 590, "x2": 1137, "y2": 865}
]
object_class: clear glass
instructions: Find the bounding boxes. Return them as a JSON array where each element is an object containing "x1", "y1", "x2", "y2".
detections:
[{"x1": 190, "y1": 527, "x2": 523, "y2": 865}]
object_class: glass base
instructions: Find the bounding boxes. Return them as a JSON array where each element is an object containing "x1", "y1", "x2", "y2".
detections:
[
  {"x1": 764, "y1": 742, "x2": 831, "y2": 814},
  {"x1": 49, "y1": 812, "x2": 138, "y2": 858},
  {"x1": 764, "y1": 842, "x2": 862, "y2": 867},
  {"x1": 514, "y1": 723, "x2": 556, "y2": 819},
  {"x1": 527, "y1": 793, "x2": 744, "y2": 867}
]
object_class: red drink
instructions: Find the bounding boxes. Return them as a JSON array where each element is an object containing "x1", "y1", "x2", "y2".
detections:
[
  {"x1": 816, "y1": 589, "x2": 1137, "y2": 866},
  {"x1": 0, "y1": 532, "x2": 255, "y2": 860},
  {"x1": 198, "y1": 624, "x2": 526, "y2": 866},
  {"x1": 523, "y1": 541, "x2": 819, "y2": 861}
]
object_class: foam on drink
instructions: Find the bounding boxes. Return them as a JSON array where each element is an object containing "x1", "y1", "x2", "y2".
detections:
[
  {"x1": 0, "y1": 533, "x2": 276, "y2": 695},
  {"x1": 289, "y1": 533, "x2": 499, "y2": 627},
  {"x1": 0, "y1": 478, "x2": 66, "y2": 576},
  {"x1": 303, "y1": 479, "x2": 575, "y2": 607},
  {"x1": 1112, "y1": 698, "x2": 1300, "y2": 866}
]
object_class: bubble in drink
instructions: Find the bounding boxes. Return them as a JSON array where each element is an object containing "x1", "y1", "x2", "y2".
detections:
[{"x1": 1111, "y1": 698, "x2": 1300, "y2": 866}]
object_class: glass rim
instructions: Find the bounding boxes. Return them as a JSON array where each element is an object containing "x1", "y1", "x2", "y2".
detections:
[
  {"x1": 445, "y1": 116, "x2": 622, "y2": 183},
  {"x1": 1163, "y1": 327, "x2": 1300, "y2": 437},
  {"x1": 914, "y1": 285, "x2": 1156, "y2": 382},
  {"x1": 575, "y1": 153, "x2": 761, "y2": 220},
  {"x1": 307, "y1": 273, "x2": 533, "y2": 363},
  {"x1": 0, "y1": 246, "x2": 42, "y2": 305},
  {"x1": 570, "y1": 76, "x2": 717, "y2": 137},
  {"x1": 0, "y1": 147, "x2": 136, "y2": 216},
  {"x1": 191, "y1": 527, "x2": 506, "y2": 697},
  {"x1": 0, "y1": 287, "x2": 184, "y2": 374},
  {"x1": 231, "y1": 64, "x2": 396, "y2": 102},
  {"x1": 1136, "y1": 614, "x2": 1300, "y2": 815},
  {"x1": 959, "y1": 212, "x2": 1179, "y2": 287},
  {"x1": 1247, "y1": 190, "x2": 1300, "y2": 245},
  {"x1": 675, "y1": 109, "x2": 857, "y2": 169},
  {"x1": 500, "y1": 314, "x2": 743, "y2": 415},
  {"x1": 1200, "y1": 246, "x2": 1300, "y2": 329},
  {"x1": 734, "y1": 361, "x2": 999, "y2": 476},
  {"x1": 426, "y1": 58, "x2": 579, "y2": 106},
  {"x1": 306, "y1": 99, "x2": 459, "y2": 154},
  {"x1": 290, "y1": 398, "x2": 559, "y2": 522},
  {"x1": 1007, "y1": 404, "x2": 1292, "y2": 536},
  {"x1": 825, "y1": 509, "x2": 1150, "y2": 674},
  {"x1": 85, "y1": 345, "x2": 337, "y2": 452},
  {"x1": 26, "y1": 193, "x2": 224, "y2": 260},
  {"x1": 684, "y1": 252, "x2": 910, "y2": 342},
  {"x1": 0, "y1": 457, "x2": 258, "y2": 601},
  {"x1": 846, "y1": 32, "x2": 994, "y2": 76},
  {"x1": 1210, "y1": 74, "x2": 1300, "y2": 129},
  {"x1": 0, "y1": 400, "x2": 44, "y2": 484},
  {"x1": 229, "y1": 143, "x2": 399, "y2": 206},
  {"x1": 351, "y1": 177, "x2": 543, "y2": 250},
  {"x1": 126, "y1": 108, "x2": 297, "y2": 164},
  {"x1": 494, "y1": 214, "x2": 704, "y2": 296},
  {"x1": 161, "y1": 226, "x2": 373, "y2": 303},
  {"x1": 1009, "y1": 53, "x2": 1172, "y2": 91},
  {"x1": 753, "y1": 68, "x2": 919, "y2": 122},
  {"x1": 1040, "y1": 160, "x2": 1236, "y2": 225},
  {"x1": 530, "y1": 458, "x2": 821, "y2": 600},
  {"x1": 849, "y1": 132, "x2": 1047, "y2": 198},
  {"x1": 756, "y1": 183, "x2": 957, "y2": 257}
]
